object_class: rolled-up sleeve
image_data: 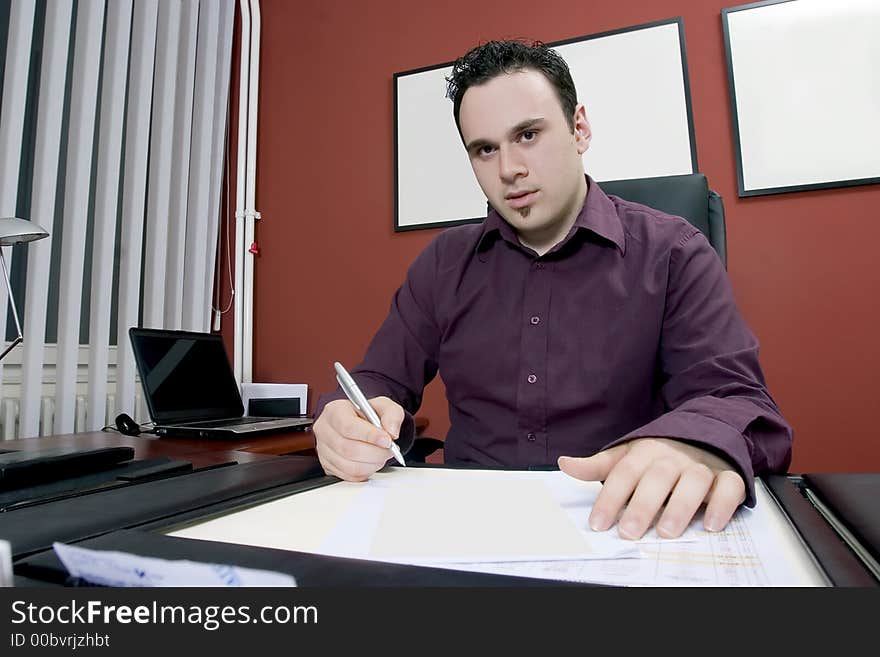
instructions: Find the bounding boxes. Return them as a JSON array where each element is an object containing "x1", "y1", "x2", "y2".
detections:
[{"x1": 615, "y1": 229, "x2": 793, "y2": 506}]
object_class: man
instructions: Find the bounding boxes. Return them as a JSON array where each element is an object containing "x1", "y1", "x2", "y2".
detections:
[{"x1": 313, "y1": 40, "x2": 792, "y2": 540}]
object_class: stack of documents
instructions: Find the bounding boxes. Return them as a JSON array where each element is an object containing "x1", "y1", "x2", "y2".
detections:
[{"x1": 169, "y1": 468, "x2": 827, "y2": 586}]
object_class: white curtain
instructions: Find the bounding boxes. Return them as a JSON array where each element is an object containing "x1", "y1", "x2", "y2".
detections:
[{"x1": 0, "y1": 0, "x2": 236, "y2": 438}]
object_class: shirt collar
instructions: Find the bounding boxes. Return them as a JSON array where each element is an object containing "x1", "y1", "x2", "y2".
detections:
[{"x1": 476, "y1": 175, "x2": 626, "y2": 256}]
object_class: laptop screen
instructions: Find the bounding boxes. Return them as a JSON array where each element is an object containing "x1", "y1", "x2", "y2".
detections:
[{"x1": 128, "y1": 328, "x2": 244, "y2": 424}]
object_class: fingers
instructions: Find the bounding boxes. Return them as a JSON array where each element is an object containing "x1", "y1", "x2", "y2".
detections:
[
  {"x1": 703, "y1": 469, "x2": 746, "y2": 532},
  {"x1": 574, "y1": 438, "x2": 747, "y2": 540},
  {"x1": 313, "y1": 399, "x2": 396, "y2": 481},
  {"x1": 370, "y1": 396, "x2": 404, "y2": 439},
  {"x1": 558, "y1": 444, "x2": 628, "y2": 482},
  {"x1": 322, "y1": 400, "x2": 393, "y2": 448},
  {"x1": 655, "y1": 463, "x2": 714, "y2": 538},
  {"x1": 587, "y1": 448, "x2": 651, "y2": 534},
  {"x1": 316, "y1": 441, "x2": 374, "y2": 482},
  {"x1": 616, "y1": 458, "x2": 681, "y2": 539}
]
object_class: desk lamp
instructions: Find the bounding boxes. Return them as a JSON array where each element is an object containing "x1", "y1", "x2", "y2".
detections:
[{"x1": 0, "y1": 217, "x2": 50, "y2": 361}]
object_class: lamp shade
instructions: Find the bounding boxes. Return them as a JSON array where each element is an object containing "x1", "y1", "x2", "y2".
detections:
[{"x1": 0, "y1": 217, "x2": 50, "y2": 245}]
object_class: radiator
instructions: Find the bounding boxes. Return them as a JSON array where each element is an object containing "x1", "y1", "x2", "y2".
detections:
[{"x1": 0, "y1": 393, "x2": 146, "y2": 440}]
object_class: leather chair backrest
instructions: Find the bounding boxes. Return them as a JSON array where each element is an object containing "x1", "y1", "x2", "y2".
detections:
[{"x1": 598, "y1": 173, "x2": 727, "y2": 267}]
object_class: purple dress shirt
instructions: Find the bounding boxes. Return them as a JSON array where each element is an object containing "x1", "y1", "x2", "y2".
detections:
[{"x1": 316, "y1": 177, "x2": 792, "y2": 505}]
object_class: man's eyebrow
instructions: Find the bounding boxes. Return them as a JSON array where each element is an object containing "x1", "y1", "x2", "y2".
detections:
[
  {"x1": 465, "y1": 117, "x2": 546, "y2": 153},
  {"x1": 465, "y1": 137, "x2": 492, "y2": 154},
  {"x1": 509, "y1": 117, "x2": 545, "y2": 136}
]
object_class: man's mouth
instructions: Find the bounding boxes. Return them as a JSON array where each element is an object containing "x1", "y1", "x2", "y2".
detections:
[{"x1": 505, "y1": 190, "x2": 538, "y2": 209}]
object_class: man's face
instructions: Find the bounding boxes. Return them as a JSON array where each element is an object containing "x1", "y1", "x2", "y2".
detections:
[{"x1": 458, "y1": 69, "x2": 591, "y2": 252}]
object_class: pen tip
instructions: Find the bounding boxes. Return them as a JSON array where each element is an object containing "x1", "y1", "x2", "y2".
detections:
[{"x1": 390, "y1": 444, "x2": 406, "y2": 467}]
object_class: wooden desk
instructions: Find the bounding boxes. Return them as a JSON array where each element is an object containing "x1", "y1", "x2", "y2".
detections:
[
  {"x1": 0, "y1": 428, "x2": 317, "y2": 467},
  {"x1": 1, "y1": 414, "x2": 431, "y2": 467}
]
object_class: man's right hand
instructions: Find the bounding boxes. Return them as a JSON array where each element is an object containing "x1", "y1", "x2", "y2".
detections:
[{"x1": 312, "y1": 397, "x2": 404, "y2": 481}]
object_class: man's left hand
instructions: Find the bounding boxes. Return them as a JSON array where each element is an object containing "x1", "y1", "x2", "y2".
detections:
[{"x1": 558, "y1": 437, "x2": 746, "y2": 540}]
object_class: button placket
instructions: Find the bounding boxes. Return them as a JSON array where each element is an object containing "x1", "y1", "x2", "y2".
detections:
[{"x1": 518, "y1": 256, "x2": 550, "y2": 462}]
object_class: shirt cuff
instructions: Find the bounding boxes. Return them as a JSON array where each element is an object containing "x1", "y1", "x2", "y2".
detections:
[
  {"x1": 394, "y1": 411, "x2": 416, "y2": 456},
  {"x1": 611, "y1": 411, "x2": 757, "y2": 507}
]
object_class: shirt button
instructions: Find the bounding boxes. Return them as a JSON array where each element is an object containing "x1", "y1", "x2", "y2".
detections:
[
  {"x1": 530, "y1": 316, "x2": 540, "y2": 325},
  {"x1": 527, "y1": 433, "x2": 536, "y2": 442},
  {"x1": 527, "y1": 374, "x2": 537, "y2": 384}
]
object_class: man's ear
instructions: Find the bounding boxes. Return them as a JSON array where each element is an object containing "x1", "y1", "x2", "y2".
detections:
[{"x1": 573, "y1": 104, "x2": 592, "y2": 155}]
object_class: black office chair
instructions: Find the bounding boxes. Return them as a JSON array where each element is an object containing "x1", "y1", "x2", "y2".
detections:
[
  {"x1": 406, "y1": 435, "x2": 446, "y2": 463},
  {"x1": 408, "y1": 173, "x2": 728, "y2": 463},
  {"x1": 598, "y1": 172, "x2": 727, "y2": 267}
]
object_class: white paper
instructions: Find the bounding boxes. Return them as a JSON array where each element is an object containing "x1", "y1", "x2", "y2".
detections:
[
  {"x1": 53, "y1": 542, "x2": 296, "y2": 587},
  {"x1": 170, "y1": 469, "x2": 697, "y2": 565},
  {"x1": 448, "y1": 480, "x2": 828, "y2": 586}
]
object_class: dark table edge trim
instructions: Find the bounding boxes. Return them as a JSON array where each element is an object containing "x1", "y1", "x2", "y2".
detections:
[
  {"x1": 765, "y1": 475, "x2": 877, "y2": 587},
  {"x1": 9, "y1": 467, "x2": 878, "y2": 587}
]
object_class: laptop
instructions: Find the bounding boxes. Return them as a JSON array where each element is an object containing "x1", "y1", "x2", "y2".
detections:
[{"x1": 128, "y1": 327, "x2": 313, "y2": 438}]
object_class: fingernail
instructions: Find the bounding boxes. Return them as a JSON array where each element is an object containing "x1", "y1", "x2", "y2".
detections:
[
  {"x1": 388, "y1": 424, "x2": 400, "y2": 438},
  {"x1": 656, "y1": 521, "x2": 676, "y2": 538},
  {"x1": 704, "y1": 515, "x2": 722, "y2": 532},
  {"x1": 589, "y1": 512, "x2": 607, "y2": 531},
  {"x1": 618, "y1": 520, "x2": 639, "y2": 540}
]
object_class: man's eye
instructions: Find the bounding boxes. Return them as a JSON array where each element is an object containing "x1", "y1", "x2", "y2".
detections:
[
  {"x1": 478, "y1": 145, "x2": 495, "y2": 156},
  {"x1": 521, "y1": 130, "x2": 536, "y2": 141}
]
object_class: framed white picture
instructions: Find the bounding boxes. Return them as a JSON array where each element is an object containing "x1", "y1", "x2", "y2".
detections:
[
  {"x1": 723, "y1": 0, "x2": 880, "y2": 196},
  {"x1": 393, "y1": 18, "x2": 698, "y2": 231}
]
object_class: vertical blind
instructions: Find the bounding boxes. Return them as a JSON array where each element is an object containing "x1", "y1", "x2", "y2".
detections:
[{"x1": 0, "y1": 0, "x2": 235, "y2": 438}]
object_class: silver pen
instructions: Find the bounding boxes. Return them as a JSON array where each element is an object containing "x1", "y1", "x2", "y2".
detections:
[{"x1": 333, "y1": 361, "x2": 406, "y2": 467}]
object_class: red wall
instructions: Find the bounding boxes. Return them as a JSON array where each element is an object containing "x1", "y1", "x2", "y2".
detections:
[{"x1": 237, "y1": 0, "x2": 880, "y2": 473}]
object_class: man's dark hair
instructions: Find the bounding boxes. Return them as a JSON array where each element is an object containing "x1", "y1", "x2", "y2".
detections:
[{"x1": 446, "y1": 40, "x2": 579, "y2": 139}]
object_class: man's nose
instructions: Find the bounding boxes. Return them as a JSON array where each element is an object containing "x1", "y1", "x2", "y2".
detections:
[{"x1": 498, "y1": 145, "x2": 527, "y2": 183}]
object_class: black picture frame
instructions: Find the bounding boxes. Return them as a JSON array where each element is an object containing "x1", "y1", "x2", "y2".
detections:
[
  {"x1": 393, "y1": 18, "x2": 699, "y2": 232},
  {"x1": 722, "y1": 0, "x2": 880, "y2": 197}
]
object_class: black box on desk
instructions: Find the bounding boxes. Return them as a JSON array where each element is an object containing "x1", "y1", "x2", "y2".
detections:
[{"x1": 247, "y1": 397, "x2": 301, "y2": 417}]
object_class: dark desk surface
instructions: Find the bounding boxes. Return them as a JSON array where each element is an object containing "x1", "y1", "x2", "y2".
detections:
[{"x1": 0, "y1": 428, "x2": 317, "y2": 467}]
